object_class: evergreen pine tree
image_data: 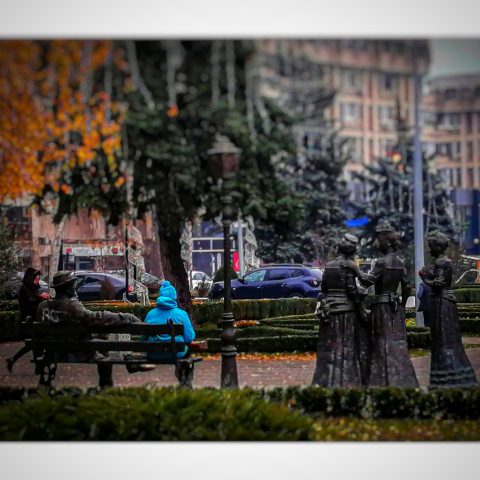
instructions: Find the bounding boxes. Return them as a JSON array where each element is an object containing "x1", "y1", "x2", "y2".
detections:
[
  {"x1": 255, "y1": 48, "x2": 351, "y2": 264},
  {"x1": 352, "y1": 104, "x2": 457, "y2": 270}
]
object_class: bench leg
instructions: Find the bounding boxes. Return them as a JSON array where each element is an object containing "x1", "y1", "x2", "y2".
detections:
[
  {"x1": 175, "y1": 360, "x2": 194, "y2": 388},
  {"x1": 97, "y1": 364, "x2": 114, "y2": 388},
  {"x1": 38, "y1": 361, "x2": 57, "y2": 389}
]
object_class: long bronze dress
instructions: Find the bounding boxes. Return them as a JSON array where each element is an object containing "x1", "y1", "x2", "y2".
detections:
[
  {"x1": 312, "y1": 257, "x2": 368, "y2": 387},
  {"x1": 361, "y1": 253, "x2": 418, "y2": 387},
  {"x1": 423, "y1": 256, "x2": 478, "y2": 388}
]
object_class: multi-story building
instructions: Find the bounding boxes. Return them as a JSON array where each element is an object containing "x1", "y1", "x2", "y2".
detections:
[
  {"x1": 422, "y1": 74, "x2": 480, "y2": 189},
  {"x1": 257, "y1": 39, "x2": 430, "y2": 181}
]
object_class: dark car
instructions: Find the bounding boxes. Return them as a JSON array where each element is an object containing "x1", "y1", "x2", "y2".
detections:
[
  {"x1": 4, "y1": 272, "x2": 49, "y2": 300},
  {"x1": 105, "y1": 270, "x2": 162, "y2": 295},
  {"x1": 73, "y1": 271, "x2": 136, "y2": 301},
  {"x1": 208, "y1": 264, "x2": 323, "y2": 300}
]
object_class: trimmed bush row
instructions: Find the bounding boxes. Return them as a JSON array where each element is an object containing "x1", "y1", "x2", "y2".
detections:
[
  {"x1": 191, "y1": 298, "x2": 316, "y2": 323},
  {"x1": 0, "y1": 385, "x2": 479, "y2": 424},
  {"x1": 0, "y1": 298, "x2": 317, "y2": 324},
  {"x1": 452, "y1": 288, "x2": 480, "y2": 303},
  {"x1": 203, "y1": 330, "x2": 431, "y2": 353},
  {"x1": 0, "y1": 387, "x2": 314, "y2": 441},
  {"x1": 84, "y1": 298, "x2": 317, "y2": 324},
  {"x1": 260, "y1": 386, "x2": 480, "y2": 420}
]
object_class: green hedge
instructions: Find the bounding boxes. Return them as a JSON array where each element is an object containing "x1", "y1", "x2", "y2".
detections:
[
  {"x1": 452, "y1": 288, "x2": 480, "y2": 303},
  {"x1": 85, "y1": 299, "x2": 315, "y2": 324},
  {"x1": 192, "y1": 298, "x2": 316, "y2": 324},
  {"x1": 261, "y1": 386, "x2": 480, "y2": 420},
  {"x1": 0, "y1": 386, "x2": 479, "y2": 425},
  {"x1": 0, "y1": 298, "x2": 317, "y2": 324},
  {"x1": 0, "y1": 387, "x2": 314, "y2": 441},
  {"x1": 204, "y1": 330, "x2": 431, "y2": 353}
]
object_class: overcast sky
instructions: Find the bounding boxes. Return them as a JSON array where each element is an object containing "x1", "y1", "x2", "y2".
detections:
[{"x1": 430, "y1": 39, "x2": 480, "y2": 76}]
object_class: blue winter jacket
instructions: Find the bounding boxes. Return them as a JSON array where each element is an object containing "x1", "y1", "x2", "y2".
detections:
[{"x1": 144, "y1": 281, "x2": 195, "y2": 359}]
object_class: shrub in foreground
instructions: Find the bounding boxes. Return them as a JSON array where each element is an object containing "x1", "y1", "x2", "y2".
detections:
[
  {"x1": 260, "y1": 386, "x2": 480, "y2": 420},
  {"x1": 0, "y1": 387, "x2": 314, "y2": 441}
]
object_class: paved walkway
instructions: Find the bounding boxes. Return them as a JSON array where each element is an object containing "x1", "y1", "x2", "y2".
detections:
[{"x1": 0, "y1": 341, "x2": 479, "y2": 389}]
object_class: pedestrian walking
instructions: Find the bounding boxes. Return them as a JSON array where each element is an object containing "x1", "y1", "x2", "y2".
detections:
[{"x1": 6, "y1": 268, "x2": 49, "y2": 372}]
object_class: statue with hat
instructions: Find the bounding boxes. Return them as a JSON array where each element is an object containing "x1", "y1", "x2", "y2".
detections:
[
  {"x1": 312, "y1": 233, "x2": 370, "y2": 387},
  {"x1": 36, "y1": 271, "x2": 154, "y2": 387},
  {"x1": 420, "y1": 230, "x2": 478, "y2": 388},
  {"x1": 357, "y1": 220, "x2": 418, "y2": 387}
]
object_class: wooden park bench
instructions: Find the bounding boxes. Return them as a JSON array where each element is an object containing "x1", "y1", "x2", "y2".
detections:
[{"x1": 22, "y1": 320, "x2": 207, "y2": 388}]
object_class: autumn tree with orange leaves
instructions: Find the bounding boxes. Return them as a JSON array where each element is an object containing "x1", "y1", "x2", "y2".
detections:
[{"x1": 0, "y1": 40, "x2": 129, "y2": 222}]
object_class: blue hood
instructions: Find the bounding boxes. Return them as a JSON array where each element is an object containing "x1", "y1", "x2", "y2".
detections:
[{"x1": 156, "y1": 281, "x2": 178, "y2": 309}]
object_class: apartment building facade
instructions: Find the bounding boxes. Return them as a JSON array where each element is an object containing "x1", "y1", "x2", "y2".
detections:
[
  {"x1": 257, "y1": 39, "x2": 430, "y2": 179},
  {"x1": 422, "y1": 74, "x2": 480, "y2": 189}
]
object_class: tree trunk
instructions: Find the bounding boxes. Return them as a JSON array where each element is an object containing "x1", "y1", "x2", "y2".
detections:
[{"x1": 157, "y1": 221, "x2": 192, "y2": 315}]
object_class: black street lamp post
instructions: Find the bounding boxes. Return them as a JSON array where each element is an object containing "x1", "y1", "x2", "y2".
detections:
[{"x1": 207, "y1": 134, "x2": 241, "y2": 388}]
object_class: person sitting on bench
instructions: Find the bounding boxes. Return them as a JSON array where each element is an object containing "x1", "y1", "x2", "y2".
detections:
[
  {"x1": 144, "y1": 281, "x2": 196, "y2": 382},
  {"x1": 36, "y1": 271, "x2": 154, "y2": 387}
]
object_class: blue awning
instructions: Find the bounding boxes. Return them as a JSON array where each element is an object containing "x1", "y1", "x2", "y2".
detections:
[{"x1": 344, "y1": 216, "x2": 370, "y2": 228}]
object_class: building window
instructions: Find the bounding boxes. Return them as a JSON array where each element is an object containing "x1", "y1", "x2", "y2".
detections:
[
  {"x1": 437, "y1": 112, "x2": 461, "y2": 130},
  {"x1": 436, "y1": 142, "x2": 461, "y2": 160},
  {"x1": 467, "y1": 142, "x2": 473, "y2": 162},
  {"x1": 467, "y1": 168, "x2": 474, "y2": 188},
  {"x1": 466, "y1": 113, "x2": 472, "y2": 134},
  {"x1": 341, "y1": 69, "x2": 362, "y2": 91},
  {"x1": 378, "y1": 105, "x2": 395, "y2": 129},
  {"x1": 423, "y1": 143, "x2": 436, "y2": 156},
  {"x1": 421, "y1": 111, "x2": 436, "y2": 126},
  {"x1": 342, "y1": 137, "x2": 363, "y2": 162},
  {"x1": 379, "y1": 73, "x2": 399, "y2": 93},
  {"x1": 379, "y1": 138, "x2": 395, "y2": 157},
  {"x1": 340, "y1": 102, "x2": 363, "y2": 123}
]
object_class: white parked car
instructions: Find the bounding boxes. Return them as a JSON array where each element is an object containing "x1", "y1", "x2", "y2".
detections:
[{"x1": 189, "y1": 271, "x2": 213, "y2": 296}]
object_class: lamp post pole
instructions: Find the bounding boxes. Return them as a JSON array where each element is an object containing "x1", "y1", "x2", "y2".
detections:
[
  {"x1": 413, "y1": 45, "x2": 425, "y2": 327},
  {"x1": 220, "y1": 171, "x2": 239, "y2": 387},
  {"x1": 207, "y1": 134, "x2": 240, "y2": 388}
]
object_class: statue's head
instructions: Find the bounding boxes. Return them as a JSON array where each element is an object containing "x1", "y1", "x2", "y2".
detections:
[
  {"x1": 375, "y1": 220, "x2": 400, "y2": 253},
  {"x1": 51, "y1": 271, "x2": 78, "y2": 298},
  {"x1": 426, "y1": 230, "x2": 449, "y2": 256},
  {"x1": 337, "y1": 233, "x2": 358, "y2": 257}
]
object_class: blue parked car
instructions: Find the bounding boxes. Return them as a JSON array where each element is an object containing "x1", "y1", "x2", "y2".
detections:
[{"x1": 208, "y1": 264, "x2": 323, "y2": 300}]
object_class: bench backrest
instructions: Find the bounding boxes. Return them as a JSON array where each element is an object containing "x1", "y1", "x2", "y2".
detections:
[
  {"x1": 29, "y1": 322, "x2": 185, "y2": 337},
  {"x1": 25, "y1": 320, "x2": 186, "y2": 355}
]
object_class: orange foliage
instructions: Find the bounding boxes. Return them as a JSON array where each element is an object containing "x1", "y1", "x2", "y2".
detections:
[{"x1": 0, "y1": 40, "x2": 128, "y2": 201}]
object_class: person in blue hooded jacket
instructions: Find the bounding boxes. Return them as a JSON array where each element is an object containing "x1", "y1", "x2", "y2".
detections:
[{"x1": 144, "y1": 280, "x2": 196, "y2": 360}]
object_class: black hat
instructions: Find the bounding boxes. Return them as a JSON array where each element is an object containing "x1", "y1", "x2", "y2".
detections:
[{"x1": 51, "y1": 271, "x2": 77, "y2": 289}]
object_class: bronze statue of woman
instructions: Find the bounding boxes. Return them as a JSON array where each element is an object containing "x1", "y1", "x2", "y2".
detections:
[
  {"x1": 312, "y1": 234, "x2": 369, "y2": 387},
  {"x1": 421, "y1": 230, "x2": 478, "y2": 388},
  {"x1": 358, "y1": 221, "x2": 418, "y2": 387}
]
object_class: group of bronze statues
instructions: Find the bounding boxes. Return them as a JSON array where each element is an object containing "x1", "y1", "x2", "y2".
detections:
[{"x1": 312, "y1": 222, "x2": 478, "y2": 389}]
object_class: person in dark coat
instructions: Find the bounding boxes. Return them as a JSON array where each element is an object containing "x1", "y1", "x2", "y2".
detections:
[
  {"x1": 358, "y1": 221, "x2": 418, "y2": 388},
  {"x1": 417, "y1": 270, "x2": 432, "y2": 328},
  {"x1": 312, "y1": 233, "x2": 369, "y2": 387},
  {"x1": 6, "y1": 268, "x2": 49, "y2": 372},
  {"x1": 421, "y1": 231, "x2": 478, "y2": 389},
  {"x1": 18, "y1": 268, "x2": 49, "y2": 321}
]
